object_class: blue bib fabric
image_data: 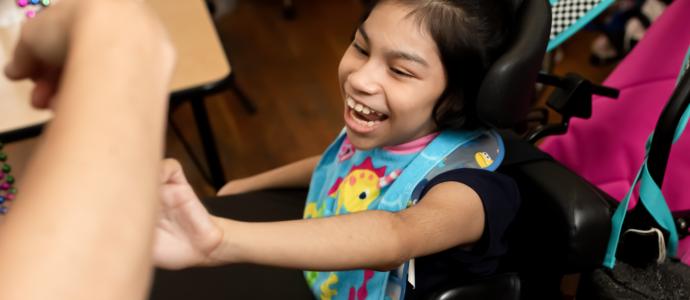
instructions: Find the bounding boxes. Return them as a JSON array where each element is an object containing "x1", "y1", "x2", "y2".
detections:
[{"x1": 303, "y1": 129, "x2": 505, "y2": 300}]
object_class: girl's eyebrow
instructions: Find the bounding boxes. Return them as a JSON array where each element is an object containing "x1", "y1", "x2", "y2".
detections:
[
  {"x1": 358, "y1": 25, "x2": 428, "y2": 67},
  {"x1": 388, "y1": 50, "x2": 428, "y2": 67}
]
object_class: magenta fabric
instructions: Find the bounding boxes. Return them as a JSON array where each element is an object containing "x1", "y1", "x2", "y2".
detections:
[{"x1": 539, "y1": 0, "x2": 690, "y2": 264}]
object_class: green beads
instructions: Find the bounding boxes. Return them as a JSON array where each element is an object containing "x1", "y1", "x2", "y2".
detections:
[{"x1": 0, "y1": 140, "x2": 14, "y2": 214}]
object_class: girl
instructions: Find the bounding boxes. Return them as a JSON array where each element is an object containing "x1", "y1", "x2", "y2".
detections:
[{"x1": 156, "y1": 0, "x2": 519, "y2": 299}]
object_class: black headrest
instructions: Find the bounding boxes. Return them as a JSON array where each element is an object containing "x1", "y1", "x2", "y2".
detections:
[
  {"x1": 506, "y1": 0, "x2": 525, "y2": 15},
  {"x1": 477, "y1": 0, "x2": 551, "y2": 128}
]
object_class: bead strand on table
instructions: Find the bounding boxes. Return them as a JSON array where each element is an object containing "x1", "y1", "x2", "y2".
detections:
[{"x1": 0, "y1": 142, "x2": 17, "y2": 215}]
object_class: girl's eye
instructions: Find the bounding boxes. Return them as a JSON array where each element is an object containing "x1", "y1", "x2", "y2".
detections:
[
  {"x1": 353, "y1": 43, "x2": 369, "y2": 56},
  {"x1": 390, "y1": 68, "x2": 413, "y2": 78}
]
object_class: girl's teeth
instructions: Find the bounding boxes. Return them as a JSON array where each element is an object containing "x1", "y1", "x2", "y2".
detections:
[
  {"x1": 347, "y1": 97, "x2": 384, "y2": 117},
  {"x1": 347, "y1": 98, "x2": 355, "y2": 107},
  {"x1": 367, "y1": 121, "x2": 374, "y2": 127}
]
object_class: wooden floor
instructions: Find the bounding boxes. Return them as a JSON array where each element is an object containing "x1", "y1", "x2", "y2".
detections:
[
  {"x1": 167, "y1": 0, "x2": 365, "y2": 195},
  {"x1": 5, "y1": 0, "x2": 617, "y2": 199}
]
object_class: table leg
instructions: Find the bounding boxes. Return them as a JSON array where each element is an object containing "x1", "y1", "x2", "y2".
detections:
[
  {"x1": 229, "y1": 74, "x2": 257, "y2": 114},
  {"x1": 190, "y1": 96, "x2": 226, "y2": 189}
]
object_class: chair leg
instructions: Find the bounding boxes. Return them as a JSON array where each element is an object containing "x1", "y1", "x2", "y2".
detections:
[{"x1": 190, "y1": 96, "x2": 226, "y2": 189}]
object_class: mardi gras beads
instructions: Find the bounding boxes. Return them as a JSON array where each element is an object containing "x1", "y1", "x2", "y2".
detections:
[
  {"x1": 16, "y1": 0, "x2": 49, "y2": 19},
  {"x1": 0, "y1": 142, "x2": 17, "y2": 215}
]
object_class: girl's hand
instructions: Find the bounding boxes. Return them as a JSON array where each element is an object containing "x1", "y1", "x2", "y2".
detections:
[{"x1": 154, "y1": 159, "x2": 224, "y2": 269}]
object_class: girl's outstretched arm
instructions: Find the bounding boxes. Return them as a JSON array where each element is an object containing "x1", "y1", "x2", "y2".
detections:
[
  {"x1": 156, "y1": 161, "x2": 485, "y2": 272},
  {"x1": 0, "y1": 1, "x2": 175, "y2": 299},
  {"x1": 210, "y1": 181, "x2": 485, "y2": 271}
]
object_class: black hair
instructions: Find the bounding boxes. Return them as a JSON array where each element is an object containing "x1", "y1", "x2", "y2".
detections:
[{"x1": 358, "y1": 0, "x2": 513, "y2": 130}]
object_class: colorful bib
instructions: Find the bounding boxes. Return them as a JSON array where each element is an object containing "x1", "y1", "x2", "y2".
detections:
[{"x1": 303, "y1": 128, "x2": 505, "y2": 300}]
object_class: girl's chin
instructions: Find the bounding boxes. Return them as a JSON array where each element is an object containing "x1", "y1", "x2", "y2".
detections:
[{"x1": 344, "y1": 128, "x2": 382, "y2": 150}]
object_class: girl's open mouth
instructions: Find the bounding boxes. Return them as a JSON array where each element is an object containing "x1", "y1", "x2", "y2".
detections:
[{"x1": 345, "y1": 97, "x2": 389, "y2": 131}]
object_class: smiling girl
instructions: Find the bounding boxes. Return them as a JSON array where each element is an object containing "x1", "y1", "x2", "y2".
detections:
[{"x1": 155, "y1": 1, "x2": 518, "y2": 299}]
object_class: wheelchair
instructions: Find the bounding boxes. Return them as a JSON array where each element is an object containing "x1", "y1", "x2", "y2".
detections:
[{"x1": 150, "y1": 0, "x2": 619, "y2": 298}]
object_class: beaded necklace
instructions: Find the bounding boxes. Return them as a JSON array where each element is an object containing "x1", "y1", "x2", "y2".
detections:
[{"x1": 0, "y1": 142, "x2": 16, "y2": 215}]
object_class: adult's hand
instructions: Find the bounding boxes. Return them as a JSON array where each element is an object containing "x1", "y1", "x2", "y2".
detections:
[
  {"x1": 4, "y1": 0, "x2": 173, "y2": 109},
  {"x1": 4, "y1": 0, "x2": 75, "y2": 108}
]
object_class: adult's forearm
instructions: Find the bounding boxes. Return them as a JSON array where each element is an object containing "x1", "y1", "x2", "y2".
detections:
[{"x1": 0, "y1": 2, "x2": 174, "y2": 300}]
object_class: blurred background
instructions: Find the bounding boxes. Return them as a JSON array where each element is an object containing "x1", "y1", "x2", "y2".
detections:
[{"x1": 8, "y1": 0, "x2": 663, "y2": 197}]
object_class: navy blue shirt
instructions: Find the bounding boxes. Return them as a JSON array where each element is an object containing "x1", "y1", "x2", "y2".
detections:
[{"x1": 405, "y1": 168, "x2": 520, "y2": 298}]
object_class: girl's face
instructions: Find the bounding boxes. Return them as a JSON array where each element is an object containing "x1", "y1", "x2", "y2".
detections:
[{"x1": 338, "y1": 1, "x2": 446, "y2": 150}]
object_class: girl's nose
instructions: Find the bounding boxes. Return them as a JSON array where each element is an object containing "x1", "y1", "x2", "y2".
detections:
[{"x1": 348, "y1": 63, "x2": 382, "y2": 96}]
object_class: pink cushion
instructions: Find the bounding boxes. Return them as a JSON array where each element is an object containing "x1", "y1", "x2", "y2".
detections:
[{"x1": 540, "y1": 0, "x2": 690, "y2": 264}]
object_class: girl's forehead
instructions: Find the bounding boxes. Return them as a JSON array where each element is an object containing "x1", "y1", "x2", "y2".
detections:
[
  {"x1": 367, "y1": 2, "x2": 423, "y2": 32},
  {"x1": 363, "y1": 2, "x2": 438, "y2": 55}
]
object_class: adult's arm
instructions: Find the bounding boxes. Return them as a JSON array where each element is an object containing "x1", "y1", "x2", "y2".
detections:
[{"x1": 0, "y1": 1, "x2": 175, "y2": 300}]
